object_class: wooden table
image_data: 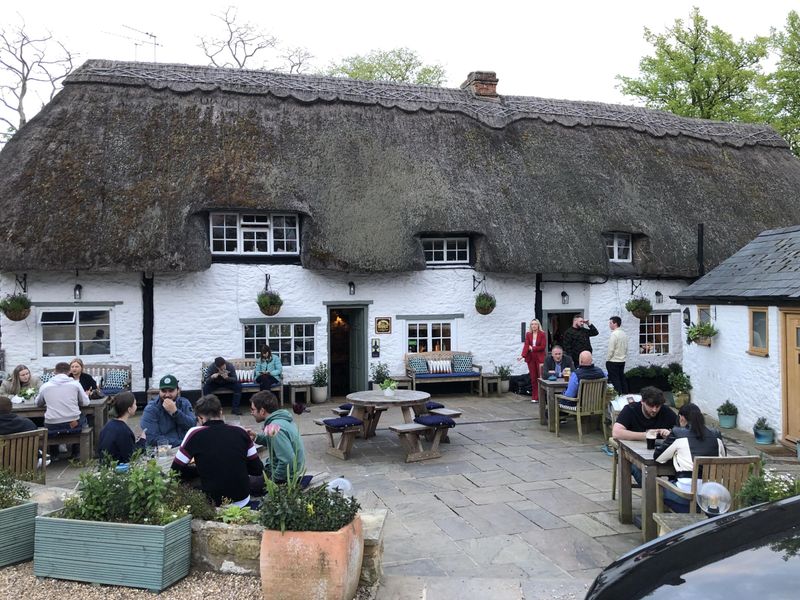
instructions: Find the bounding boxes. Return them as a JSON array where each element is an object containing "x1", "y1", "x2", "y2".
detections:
[
  {"x1": 537, "y1": 377, "x2": 568, "y2": 432},
  {"x1": 287, "y1": 380, "x2": 312, "y2": 405},
  {"x1": 652, "y1": 512, "x2": 707, "y2": 537},
  {"x1": 12, "y1": 397, "x2": 108, "y2": 452},
  {"x1": 346, "y1": 389, "x2": 431, "y2": 436},
  {"x1": 480, "y1": 374, "x2": 501, "y2": 397},
  {"x1": 617, "y1": 439, "x2": 676, "y2": 542}
]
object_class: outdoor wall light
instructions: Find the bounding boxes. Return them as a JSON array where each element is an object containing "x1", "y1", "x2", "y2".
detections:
[
  {"x1": 683, "y1": 307, "x2": 691, "y2": 326},
  {"x1": 73, "y1": 284, "x2": 82, "y2": 300},
  {"x1": 655, "y1": 291, "x2": 663, "y2": 303},
  {"x1": 348, "y1": 281, "x2": 355, "y2": 296},
  {"x1": 561, "y1": 291, "x2": 569, "y2": 305}
]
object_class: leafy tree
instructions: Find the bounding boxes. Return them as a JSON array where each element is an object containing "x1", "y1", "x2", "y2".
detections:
[
  {"x1": 617, "y1": 7, "x2": 769, "y2": 122},
  {"x1": 766, "y1": 10, "x2": 800, "y2": 154},
  {"x1": 325, "y1": 47, "x2": 446, "y2": 86}
]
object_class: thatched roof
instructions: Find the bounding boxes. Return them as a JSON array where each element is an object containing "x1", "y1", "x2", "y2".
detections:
[
  {"x1": 1, "y1": 59, "x2": 800, "y2": 275},
  {"x1": 674, "y1": 225, "x2": 800, "y2": 306}
]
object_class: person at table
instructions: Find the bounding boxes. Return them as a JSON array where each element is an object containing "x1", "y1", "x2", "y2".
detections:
[
  {"x1": 542, "y1": 345, "x2": 575, "y2": 379},
  {"x1": 247, "y1": 390, "x2": 306, "y2": 495},
  {"x1": 140, "y1": 374, "x2": 196, "y2": 448},
  {"x1": 254, "y1": 345, "x2": 283, "y2": 392},
  {"x1": 1, "y1": 364, "x2": 42, "y2": 397},
  {"x1": 606, "y1": 316, "x2": 628, "y2": 395},
  {"x1": 519, "y1": 318, "x2": 546, "y2": 403},
  {"x1": 653, "y1": 403, "x2": 725, "y2": 512},
  {"x1": 172, "y1": 394, "x2": 263, "y2": 507},
  {"x1": 69, "y1": 358, "x2": 99, "y2": 398},
  {"x1": 203, "y1": 356, "x2": 243, "y2": 415},
  {"x1": 97, "y1": 391, "x2": 147, "y2": 463},
  {"x1": 562, "y1": 314, "x2": 599, "y2": 366},
  {"x1": 0, "y1": 395, "x2": 37, "y2": 435},
  {"x1": 35, "y1": 362, "x2": 90, "y2": 458},
  {"x1": 560, "y1": 351, "x2": 606, "y2": 406}
]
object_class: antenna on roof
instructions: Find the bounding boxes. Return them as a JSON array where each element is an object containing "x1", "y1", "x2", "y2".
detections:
[
  {"x1": 122, "y1": 25, "x2": 161, "y2": 62},
  {"x1": 103, "y1": 26, "x2": 162, "y2": 62}
]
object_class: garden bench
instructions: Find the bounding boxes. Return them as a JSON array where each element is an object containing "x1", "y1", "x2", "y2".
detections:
[
  {"x1": 0, "y1": 427, "x2": 48, "y2": 483},
  {"x1": 403, "y1": 351, "x2": 482, "y2": 394},
  {"x1": 200, "y1": 358, "x2": 283, "y2": 406},
  {"x1": 44, "y1": 363, "x2": 132, "y2": 396}
]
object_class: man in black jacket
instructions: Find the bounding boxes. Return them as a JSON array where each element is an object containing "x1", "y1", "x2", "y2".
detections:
[
  {"x1": 562, "y1": 315, "x2": 599, "y2": 365},
  {"x1": 202, "y1": 356, "x2": 243, "y2": 415},
  {"x1": 0, "y1": 395, "x2": 37, "y2": 435},
  {"x1": 542, "y1": 345, "x2": 575, "y2": 378}
]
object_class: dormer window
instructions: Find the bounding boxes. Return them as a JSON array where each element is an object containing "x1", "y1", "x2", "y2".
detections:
[
  {"x1": 605, "y1": 233, "x2": 632, "y2": 263},
  {"x1": 422, "y1": 237, "x2": 470, "y2": 265},
  {"x1": 210, "y1": 213, "x2": 299, "y2": 255}
]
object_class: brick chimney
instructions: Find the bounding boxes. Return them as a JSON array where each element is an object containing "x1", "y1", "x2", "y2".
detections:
[{"x1": 460, "y1": 71, "x2": 499, "y2": 99}]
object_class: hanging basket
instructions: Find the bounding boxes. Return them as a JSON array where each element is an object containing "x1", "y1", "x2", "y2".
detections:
[
  {"x1": 476, "y1": 305, "x2": 494, "y2": 315},
  {"x1": 260, "y1": 304, "x2": 281, "y2": 317},
  {"x1": 631, "y1": 308, "x2": 650, "y2": 320},
  {"x1": 3, "y1": 307, "x2": 30, "y2": 321}
]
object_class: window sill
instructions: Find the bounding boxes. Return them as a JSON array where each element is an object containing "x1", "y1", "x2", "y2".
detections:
[{"x1": 745, "y1": 350, "x2": 768, "y2": 358}]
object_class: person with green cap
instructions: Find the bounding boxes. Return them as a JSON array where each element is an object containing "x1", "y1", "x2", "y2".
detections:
[{"x1": 140, "y1": 374, "x2": 195, "y2": 447}]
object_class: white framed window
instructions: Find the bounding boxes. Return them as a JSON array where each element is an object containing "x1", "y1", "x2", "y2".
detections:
[
  {"x1": 244, "y1": 322, "x2": 315, "y2": 366},
  {"x1": 422, "y1": 238, "x2": 469, "y2": 265},
  {"x1": 39, "y1": 309, "x2": 112, "y2": 357},
  {"x1": 604, "y1": 233, "x2": 632, "y2": 262},
  {"x1": 210, "y1": 212, "x2": 299, "y2": 255},
  {"x1": 638, "y1": 314, "x2": 669, "y2": 355},
  {"x1": 407, "y1": 321, "x2": 453, "y2": 352}
]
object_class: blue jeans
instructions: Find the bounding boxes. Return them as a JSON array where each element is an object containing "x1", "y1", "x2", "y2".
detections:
[{"x1": 203, "y1": 379, "x2": 243, "y2": 410}]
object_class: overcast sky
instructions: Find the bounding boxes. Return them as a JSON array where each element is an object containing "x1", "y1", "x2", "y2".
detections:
[{"x1": 2, "y1": 0, "x2": 799, "y2": 106}]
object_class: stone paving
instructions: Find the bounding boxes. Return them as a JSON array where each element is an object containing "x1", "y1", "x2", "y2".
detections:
[{"x1": 37, "y1": 391, "x2": 798, "y2": 600}]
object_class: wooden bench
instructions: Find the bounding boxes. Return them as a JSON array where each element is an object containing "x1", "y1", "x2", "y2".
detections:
[
  {"x1": 388, "y1": 422, "x2": 450, "y2": 462},
  {"x1": 201, "y1": 359, "x2": 284, "y2": 406},
  {"x1": 314, "y1": 418, "x2": 362, "y2": 460},
  {"x1": 404, "y1": 351, "x2": 482, "y2": 394},
  {"x1": 0, "y1": 428, "x2": 48, "y2": 484},
  {"x1": 48, "y1": 427, "x2": 93, "y2": 464},
  {"x1": 429, "y1": 408, "x2": 463, "y2": 418},
  {"x1": 44, "y1": 363, "x2": 132, "y2": 394}
]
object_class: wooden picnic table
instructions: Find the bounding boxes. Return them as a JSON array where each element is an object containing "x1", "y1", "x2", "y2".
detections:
[
  {"x1": 617, "y1": 438, "x2": 676, "y2": 543},
  {"x1": 537, "y1": 377, "x2": 568, "y2": 432},
  {"x1": 12, "y1": 396, "x2": 108, "y2": 453},
  {"x1": 346, "y1": 389, "x2": 431, "y2": 437}
]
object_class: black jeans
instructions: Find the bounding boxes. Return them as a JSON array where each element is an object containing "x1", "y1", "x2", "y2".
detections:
[
  {"x1": 606, "y1": 361, "x2": 627, "y2": 395},
  {"x1": 257, "y1": 373, "x2": 279, "y2": 391}
]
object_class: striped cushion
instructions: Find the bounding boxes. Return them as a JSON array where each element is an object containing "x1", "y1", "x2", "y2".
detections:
[
  {"x1": 452, "y1": 354, "x2": 473, "y2": 372},
  {"x1": 559, "y1": 401, "x2": 578, "y2": 410},
  {"x1": 408, "y1": 356, "x2": 428, "y2": 374},
  {"x1": 427, "y1": 359, "x2": 452, "y2": 374},
  {"x1": 236, "y1": 369, "x2": 255, "y2": 383}
]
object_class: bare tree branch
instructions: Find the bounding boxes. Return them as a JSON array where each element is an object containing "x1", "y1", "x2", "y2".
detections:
[
  {"x1": 280, "y1": 46, "x2": 314, "y2": 74},
  {"x1": 199, "y1": 6, "x2": 277, "y2": 69}
]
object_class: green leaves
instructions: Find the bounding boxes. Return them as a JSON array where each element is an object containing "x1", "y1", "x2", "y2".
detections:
[
  {"x1": 0, "y1": 469, "x2": 31, "y2": 510},
  {"x1": 258, "y1": 483, "x2": 360, "y2": 532},
  {"x1": 325, "y1": 48, "x2": 446, "y2": 86}
]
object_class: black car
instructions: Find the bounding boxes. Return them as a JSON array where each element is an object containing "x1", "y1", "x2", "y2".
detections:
[{"x1": 585, "y1": 495, "x2": 800, "y2": 599}]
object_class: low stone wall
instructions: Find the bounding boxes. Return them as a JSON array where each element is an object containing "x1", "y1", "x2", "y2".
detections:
[{"x1": 191, "y1": 508, "x2": 388, "y2": 582}]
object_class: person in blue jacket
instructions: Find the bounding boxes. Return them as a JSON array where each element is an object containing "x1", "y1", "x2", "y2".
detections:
[
  {"x1": 561, "y1": 351, "x2": 607, "y2": 406},
  {"x1": 254, "y1": 345, "x2": 282, "y2": 391},
  {"x1": 97, "y1": 391, "x2": 146, "y2": 463},
  {"x1": 139, "y1": 374, "x2": 195, "y2": 447}
]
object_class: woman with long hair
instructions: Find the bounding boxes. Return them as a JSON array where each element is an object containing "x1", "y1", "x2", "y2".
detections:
[
  {"x1": 0, "y1": 364, "x2": 41, "y2": 396},
  {"x1": 520, "y1": 319, "x2": 546, "y2": 403},
  {"x1": 654, "y1": 403, "x2": 726, "y2": 512},
  {"x1": 97, "y1": 392, "x2": 146, "y2": 463},
  {"x1": 254, "y1": 345, "x2": 283, "y2": 391},
  {"x1": 69, "y1": 358, "x2": 98, "y2": 396}
]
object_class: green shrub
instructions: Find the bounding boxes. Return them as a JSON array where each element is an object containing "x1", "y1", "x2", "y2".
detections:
[
  {"x1": 717, "y1": 400, "x2": 738, "y2": 416},
  {"x1": 312, "y1": 362, "x2": 328, "y2": 387},
  {"x1": 667, "y1": 371, "x2": 692, "y2": 393},
  {"x1": 738, "y1": 469, "x2": 800, "y2": 508},
  {"x1": 475, "y1": 292, "x2": 496, "y2": 311},
  {"x1": 0, "y1": 293, "x2": 31, "y2": 312},
  {"x1": 259, "y1": 480, "x2": 360, "y2": 533},
  {"x1": 370, "y1": 362, "x2": 391, "y2": 383},
  {"x1": 172, "y1": 483, "x2": 216, "y2": 521},
  {"x1": 754, "y1": 416, "x2": 772, "y2": 431},
  {"x1": 256, "y1": 290, "x2": 283, "y2": 310},
  {"x1": 625, "y1": 297, "x2": 652, "y2": 317},
  {"x1": 0, "y1": 469, "x2": 31, "y2": 510},
  {"x1": 686, "y1": 321, "x2": 718, "y2": 342},
  {"x1": 496, "y1": 365, "x2": 512, "y2": 380},
  {"x1": 218, "y1": 504, "x2": 259, "y2": 525}
]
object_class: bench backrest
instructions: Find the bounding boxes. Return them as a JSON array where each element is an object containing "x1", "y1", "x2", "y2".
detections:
[
  {"x1": 403, "y1": 351, "x2": 480, "y2": 374},
  {"x1": 43, "y1": 363, "x2": 132, "y2": 390},
  {"x1": 0, "y1": 428, "x2": 48, "y2": 484},
  {"x1": 575, "y1": 377, "x2": 609, "y2": 414},
  {"x1": 201, "y1": 358, "x2": 261, "y2": 384},
  {"x1": 691, "y1": 455, "x2": 761, "y2": 511}
]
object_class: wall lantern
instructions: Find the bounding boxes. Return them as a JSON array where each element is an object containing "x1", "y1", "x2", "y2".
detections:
[
  {"x1": 73, "y1": 284, "x2": 83, "y2": 300},
  {"x1": 682, "y1": 307, "x2": 691, "y2": 327},
  {"x1": 561, "y1": 291, "x2": 569, "y2": 305},
  {"x1": 348, "y1": 281, "x2": 356, "y2": 296},
  {"x1": 655, "y1": 291, "x2": 663, "y2": 304}
]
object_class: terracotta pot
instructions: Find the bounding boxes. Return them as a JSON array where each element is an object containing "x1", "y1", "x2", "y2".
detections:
[
  {"x1": 3, "y1": 307, "x2": 30, "y2": 321},
  {"x1": 260, "y1": 514, "x2": 364, "y2": 600},
  {"x1": 476, "y1": 305, "x2": 494, "y2": 315},
  {"x1": 260, "y1": 304, "x2": 281, "y2": 316}
]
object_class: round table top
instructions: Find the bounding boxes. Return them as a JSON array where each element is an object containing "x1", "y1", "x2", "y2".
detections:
[{"x1": 346, "y1": 389, "x2": 430, "y2": 407}]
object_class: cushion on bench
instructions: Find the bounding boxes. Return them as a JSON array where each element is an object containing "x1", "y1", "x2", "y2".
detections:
[
  {"x1": 452, "y1": 354, "x2": 473, "y2": 372},
  {"x1": 414, "y1": 415, "x2": 456, "y2": 428},
  {"x1": 322, "y1": 416, "x2": 364, "y2": 429},
  {"x1": 407, "y1": 356, "x2": 429, "y2": 374},
  {"x1": 426, "y1": 401, "x2": 445, "y2": 410},
  {"x1": 415, "y1": 371, "x2": 478, "y2": 379},
  {"x1": 101, "y1": 387, "x2": 125, "y2": 396},
  {"x1": 339, "y1": 403, "x2": 353, "y2": 410},
  {"x1": 427, "y1": 359, "x2": 452, "y2": 374},
  {"x1": 103, "y1": 369, "x2": 129, "y2": 389}
]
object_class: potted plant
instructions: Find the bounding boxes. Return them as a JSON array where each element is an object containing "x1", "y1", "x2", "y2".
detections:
[
  {"x1": 625, "y1": 297, "x2": 652, "y2": 320},
  {"x1": 259, "y1": 468, "x2": 363, "y2": 600},
  {"x1": 370, "y1": 362, "x2": 391, "y2": 390},
  {"x1": 256, "y1": 290, "x2": 283, "y2": 316},
  {"x1": 738, "y1": 469, "x2": 800, "y2": 507},
  {"x1": 0, "y1": 293, "x2": 32, "y2": 321},
  {"x1": 667, "y1": 371, "x2": 692, "y2": 408},
  {"x1": 0, "y1": 469, "x2": 36, "y2": 567},
  {"x1": 34, "y1": 458, "x2": 192, "y2": 591},
  {"x1": 686, "y1": 321, "x2": 718, "y2": 345},
  {"x1": 717, "y1": 400, "x2": 738, "y2": 429},
  {"x1": 379, "y1": 379, "x2": 398, "y2": 397},
  {"x1": 753, "y1": 417, "x2": 775, "y2": 445},
  {"x1": 475, "y1": 291, "x2": 496, "y2": 315},
  {"x1": 311, "y1": 361, "x2": 328, "y2": 404},
  {"x1": 496, "y1": 364, "x2": 512, "y2": 393}
]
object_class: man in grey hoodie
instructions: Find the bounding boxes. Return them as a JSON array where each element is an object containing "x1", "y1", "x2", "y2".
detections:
[{"x1": 35, "y1": 362, "x2": 90, "y2": 457}]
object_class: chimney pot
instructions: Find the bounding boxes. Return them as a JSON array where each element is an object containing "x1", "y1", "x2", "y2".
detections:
[{"x1": 461, "y1": 71, "x2": 499, "y2": 99}]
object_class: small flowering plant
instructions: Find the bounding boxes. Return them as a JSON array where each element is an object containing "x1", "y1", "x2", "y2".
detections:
[
  {"x1": 19, "y1": 387, "x2": 37, "y2": 401},
  {"x1": 738, "y1": 468, "x2": 800, "y2": 507},
  {"x1": 379, "y1": 379, "x2": 397, "y2": 391}
]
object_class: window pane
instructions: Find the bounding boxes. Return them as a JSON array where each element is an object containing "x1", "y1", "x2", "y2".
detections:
[
  {"x1": 40, "y1": 311, "x2": 75, "y2": 324},
  {"x1": 752, "y1": 311, "x2": 767, "y2": 349},
  {"x1": 42, "y1": 325, "x2": 75, "y2": 341},
  {"x1": 43, "y1": 341, "x2": 76, "y2": 357},
  {"x1": 698, "y1": 307, "x2": 711, "y2": 324},
  {"x1": 639, "y1": 314, "x2": 669, "y2": 354}
]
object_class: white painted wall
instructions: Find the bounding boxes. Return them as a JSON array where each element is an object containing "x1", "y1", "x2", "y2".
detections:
[
  {"x1": 2, "y1": 269, "x2": 690, "y2": 394},
  {"x1": 683, "y1": 304, "x2": 783, "y2": 439}
]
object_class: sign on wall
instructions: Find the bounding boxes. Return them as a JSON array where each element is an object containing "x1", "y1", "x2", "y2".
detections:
[{"x1": 375, "y1": 317, "x2": 392, "y2": 334}]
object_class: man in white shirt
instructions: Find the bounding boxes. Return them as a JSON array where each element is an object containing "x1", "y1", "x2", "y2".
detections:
[
  {"x1": 35, "y1": 361, "x2": 90, "y2": 458},
  {"x1": 606, "y1": 316, "x2": 629, "y2": 394}
]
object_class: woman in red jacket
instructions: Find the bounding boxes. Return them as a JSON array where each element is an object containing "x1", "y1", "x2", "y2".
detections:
[{"x1": 520, "y1": 319, "x2": 546, "y2": 403}]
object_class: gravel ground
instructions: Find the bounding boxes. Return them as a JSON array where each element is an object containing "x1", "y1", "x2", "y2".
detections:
[{"x1": 0, "y1": 563, "x2": 375, "y2": 599}]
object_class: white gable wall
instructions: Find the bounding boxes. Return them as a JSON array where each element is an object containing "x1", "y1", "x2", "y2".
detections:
[{"x1": 682, "y1": 304, "x2": 783, "y2": 438}]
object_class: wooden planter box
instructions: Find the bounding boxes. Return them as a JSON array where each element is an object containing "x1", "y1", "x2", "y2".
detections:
[
  {"x1": 0, "y1": 502, "x2": 37, "y2": 567},
  {"x1": 34, "y1": 512, "x2": 191, "y2": 592}
]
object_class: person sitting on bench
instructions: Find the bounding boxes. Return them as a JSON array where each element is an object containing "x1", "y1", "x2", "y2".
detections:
[{"x1": 35, "y1": 361, "x2": 90, "y2": 458}]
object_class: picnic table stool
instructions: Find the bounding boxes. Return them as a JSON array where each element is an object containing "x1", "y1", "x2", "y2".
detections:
[
  {"x1": 49, "y1": 427, "x2": 94, "y2": 464},
  {"x1": 391, "y1": 375, "x2": 412, "y2": 390},
  {"x1": 314, "y1": 416, "x2": 363, "y2": 460},
  {"x1": 480, "y1": 374, "x2": 501, "y2": 397},
  {"x1": 288, "y1": 380, "x2": 312, "y2": 405}
]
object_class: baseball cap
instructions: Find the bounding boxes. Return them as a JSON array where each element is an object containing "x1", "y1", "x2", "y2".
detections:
[{"x1": 159, "y1": 375, "x2": 179, "y2": 389}]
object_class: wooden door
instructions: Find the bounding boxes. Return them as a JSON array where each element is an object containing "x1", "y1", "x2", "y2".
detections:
[{"x1": 783, "y1": 311, "x2": 800, "y2": 444}]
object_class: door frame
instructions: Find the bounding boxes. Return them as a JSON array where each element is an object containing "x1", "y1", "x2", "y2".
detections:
[
  {"x1": 324, "y1": 301, "x2": 372, "y2": 394},
  {"x1": 780, "y1": 308, "x2": 800, "y2": 447}
]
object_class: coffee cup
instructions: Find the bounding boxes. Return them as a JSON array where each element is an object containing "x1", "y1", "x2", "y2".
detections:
[{"x1": 646, "y1": 429, "x2": 657, "y2": 450}]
